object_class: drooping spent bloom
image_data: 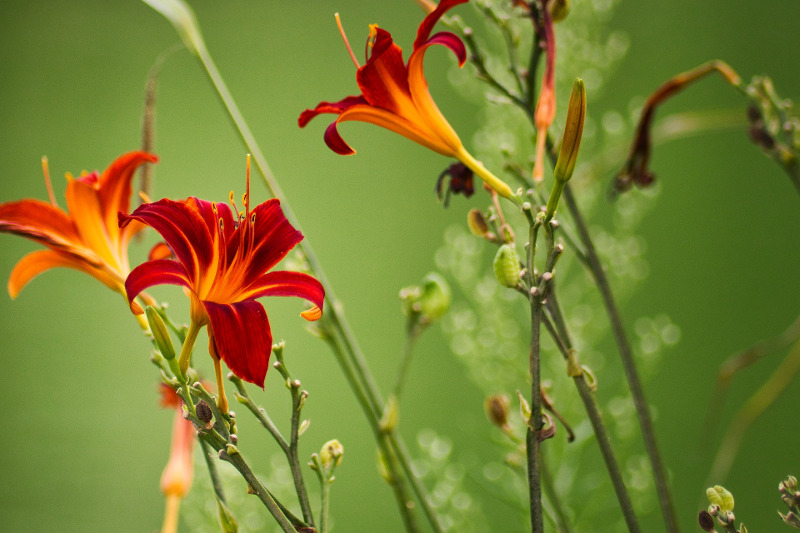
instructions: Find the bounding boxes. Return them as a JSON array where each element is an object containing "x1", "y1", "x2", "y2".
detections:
[
  {"x1": 0, "y1": 151, "x2": 157, "y2": 303},
  {"x1": 158, "y1": 384, "x2": 195, "y2": 533},
  {"x1": 299, "y1": 0, "x2": 514, "y2": 200},
  {"x1": 532, "y1": 0, "x2": 556, "y2": 183},
  {"x1": 121, "y1": 162, "x2": 325, "y2": 397}
]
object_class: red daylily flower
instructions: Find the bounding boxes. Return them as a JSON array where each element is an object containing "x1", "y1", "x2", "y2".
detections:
[
  {"x1": 121, "y1": 177, "x2": 324, "y2": 390},
  {"x1": 0, "y1": 151, "x2": 157, "y2": 300},
  {"x1": 299, "y1": 0, "x2": 514, "y2": 199}
]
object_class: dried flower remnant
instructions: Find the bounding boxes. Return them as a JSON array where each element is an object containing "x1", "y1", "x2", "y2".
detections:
[
  {"x1": 299, "y1": 0, "x2": 514, "y2": 199},
  {"x1": 615, "y1": 60, "x2": 741, "y2": 194}
]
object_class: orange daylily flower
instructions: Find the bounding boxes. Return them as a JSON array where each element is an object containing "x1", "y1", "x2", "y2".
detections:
[
  {"x1": 121, "y1": 167, "x2": 325, "y2": 393},
  {"x1": 0, "y1": 151, "x2": 157, "y2": 301},
  {"x1": 299, "y1": 0, "x2": 514, "y2": 199}
]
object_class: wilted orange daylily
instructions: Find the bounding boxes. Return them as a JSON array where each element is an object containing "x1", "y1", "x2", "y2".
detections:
[
  {"x1": 158, "y1": 384, "x2": 195, "y2": 533},
  {"x1": 121, "y1": 164, "x2": 325, "y2": 407},
  {"x1": 0, "y1": 151, "x2": 157, "y2": 302},
  {"x1": 299, "y1": 0, "x2": 514, "y2": 200}
]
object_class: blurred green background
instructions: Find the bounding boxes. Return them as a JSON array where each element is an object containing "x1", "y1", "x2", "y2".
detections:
[{"x1": 1, "y1": 0, "x2": 799, "y2": 531}]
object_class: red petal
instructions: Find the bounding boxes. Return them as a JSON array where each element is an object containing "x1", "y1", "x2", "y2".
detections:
[
  {"x1": 414, "y1": 0, "x2": 468, "y2": 50},
  {"x1": 298, "y1": 95, "x2": 366, "y2": 128},
  {"x1": 357, "y1": 29, "x2": 415, "y2": 115},
  {"x1": 243, "y1": 199, "x2": 303, "y2": 282},
  {"x1": 324, "y1": 120, "x2": 357, "y2": 155},
  {"x1": 239, "y1": 270, "x2": 325, "y2": 316},
  {"x1": 121, "y1": 199, "x2": 213, "y2": 282},
  {"x1": 125, "y1": 258, "x2": 192, "y2": 306},
  {"x1": 425, "y1": 32, "x2": 467, "y2": 67},
  {"x1": 205, "y1": 300, "x2": 272, "y2": 387}
]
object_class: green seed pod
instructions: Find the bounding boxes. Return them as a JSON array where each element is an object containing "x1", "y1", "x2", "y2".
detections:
[
  {"x1": 146, "y1": 306, "x2": 175, "y2": 360},
  {"x1": 493, "y1": 244, "x2": 521, "y2": 288},
  {"x1": 217, "y1": 499, "x2": 239, "y2": 533}
]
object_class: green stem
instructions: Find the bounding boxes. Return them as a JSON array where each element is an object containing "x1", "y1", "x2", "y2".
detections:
[
  {"x1": 562, "y1": 184, "x2": 678, "y2": 533},
  {"x1": 392, "y1": 325, "x2": 422, "y2": 400},
  {"x1": 214, "y1": 442, "x2": 296, "y2": 533},
  {"x1": 541, "y1": 312, "x2": 641, "y2": 533},
  {"x1": 539, "y1": 448, "x2": 572, "y2": 533},
  {"x1": 324, "y1": 331, "x2": 421, "y2": 532},
  {"x1": 200, "y1": 439, "x2": 228, "y2": 504},
  {"x1": 319, "y1": 476, "x2": 331, "y2": 533},
  {"x1": 526, "y1": 212, "x2": 545, "y2": 533},
  {"x1": 707, "y1": 335, "x2": 800, "y2": 484},
  {"x1": 177, "y1": 319, "x2": 202, "y2": 376}
]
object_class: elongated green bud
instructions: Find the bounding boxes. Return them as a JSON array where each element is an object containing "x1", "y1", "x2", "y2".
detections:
[
  {"x1": 547, "y1": 78, "x2": 586, "y2": 221},
  {"x1": 493, "y1": 244, "x2": 521, "y2": 288},
  {"x1": 146, "y1": 306, "x2": 175, "y2": 360}
]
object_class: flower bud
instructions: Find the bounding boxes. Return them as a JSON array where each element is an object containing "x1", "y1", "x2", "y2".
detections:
[
  {"x1": 706, "y1": 485, "x2": 734, "y2": 512},
  {"x1": 146, "y1": 306, "x2": 175, "y2": 360},
  {"x1": 493, "y1": 244, "x2": 521, "y2": 288},
  {"x1": 400, "y1": 272, "x2": 451, "y2": 326},
  {"x1": 320, "y1": 439, "x2": 344, "y2": 470},
  {"x1": 380, "y1": 396, "x2": 399, "y2": 433},
  {"x1": 554, "y1": 78, "x2": 586, "y2": 185},
  {"x1": 217, "y1": 499, "x2": 239, "y2": 533}
]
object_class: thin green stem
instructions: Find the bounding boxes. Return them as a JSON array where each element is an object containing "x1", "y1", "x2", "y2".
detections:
[
  {"x1": 392, "y1": 325, "x2": 422, "y2": 400},
  {"x1": 539, "y1": 448, "x2": 572, "y2": 533},
  {"x1": 323, "y1": 330, "x2": 421, "y2": 532},
  {"x1": 214, "y1": 442, "x2": 296, "y2": 533},
  {"x1": 562, "y1": 184, "x2": 677, "y2": 532},
  {"x1": 707, "y1": 335, "x2": 800, "y2": 484},
  {"x1": 200, "y1": 439, "x2": 228, "y2": 504},
  {"x1": 526, "y1": 211, "x2": 545, "y2": 533},
  {"x1": 319, "y1": 476, "x2": 331, "y2": 533}
]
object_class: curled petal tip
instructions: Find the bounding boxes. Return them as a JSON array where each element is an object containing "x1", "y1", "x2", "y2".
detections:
[{"x1": 300, "y1": 306, "x2": 323, "y2": 321}]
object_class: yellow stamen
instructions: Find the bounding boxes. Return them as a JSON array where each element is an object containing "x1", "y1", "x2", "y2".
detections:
[
  {"x1": 41, "y1": 156, "x2": 58, "y2": 208},
  {"x1": 139, "y1": 191, "x2": 154, "y2": 204},
  {"x1": 366, "y1": 24, "x2": 379, "y2": 60},
  {"x1": 335, "y1": 13, "x2": 361, "y2": 69},
  {"x1": 228, "y1": 191, "x2": 241, "y2": 219},
  {"x1": 245, "y1": 154, "x2": 251, "y2": 216}
]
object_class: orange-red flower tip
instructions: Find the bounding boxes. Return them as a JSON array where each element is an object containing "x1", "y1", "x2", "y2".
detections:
[
  {"x1": 300, "y1": 306, "x2": 323, "y2": 321},
  {"x1": 299, "y1": 0, "x2": 469, "y2": 160}
]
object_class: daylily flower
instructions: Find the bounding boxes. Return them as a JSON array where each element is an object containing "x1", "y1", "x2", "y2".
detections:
[
  {"x1": 121, "y1": 163, "x2": 325, "y2": 406},
  {"x1": 0, "y1": 151, "x2": 157, "y2": 305},
  {"x1": 158, "y1": 384, "x2": 195, "y2": 533},
  {"x1": 299, "y1": 0, "x2": 514, "y2": 200}
]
